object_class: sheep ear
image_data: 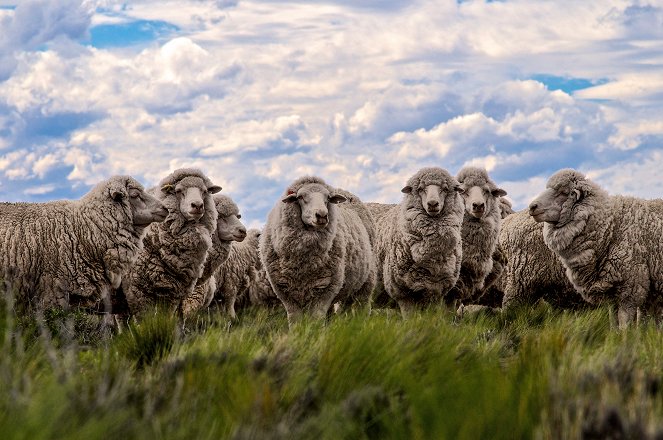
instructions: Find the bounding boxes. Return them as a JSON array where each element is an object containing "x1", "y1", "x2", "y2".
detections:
[
  {"x1": 282, "y1": 194, "x2": 298, "y2": 203},
  {"x1": 161, "y1": 184, "x2": 175, "y2": 194},
  {"x1": 329, "y1": 194, "x2": 347, "y2": 204},
  {"x1": 492, "y1": 188, "x2": 507, "y2": 197},
  {"x1": 401, "y1": 185, "x2": 413, "y2": 194},
  {"x1": 110, "y1": 188, "x2": 126, "y2": 202},
  {"x1": 208, "y1": 185, "x2": 222, "y2": 194}
]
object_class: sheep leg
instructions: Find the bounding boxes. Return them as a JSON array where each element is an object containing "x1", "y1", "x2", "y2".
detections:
[
  {"x1": 280, "y1": 299, "x2": 303, "y2": 326},
  {"x1": 225, "y1": 293, "x2": 238, "y2": 321},
  {"x1": 617, "y1": 304, "x2": 637, "y2": 329},
  {"x1": 397, "y1": 297, "x2": 419, "y2": 318}
]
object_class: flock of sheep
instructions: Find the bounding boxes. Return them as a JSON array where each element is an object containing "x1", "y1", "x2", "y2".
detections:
[{"x1": 0, "y1": 165, "x2": 660, "y2": 329}]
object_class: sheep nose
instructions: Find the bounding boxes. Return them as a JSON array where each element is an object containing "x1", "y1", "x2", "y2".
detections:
[
  {"x1": 427, "y1": 200, "x2": 439, "y2": 209},
  {"x1": 529, "y1": 202, "x2": 538, "y2": 212},
  {"x1": 238, "y1": 227, "x2": 247, "y2": 237},
  {"x1": 191, "y1": 201, "x2": 203, "y2": 210},
  {"x1": 472, "y1": 202, "x2": 485, "y2": 211},
  {"x1": 315, "y1": 212, "x2": 328, "y2": 224}
]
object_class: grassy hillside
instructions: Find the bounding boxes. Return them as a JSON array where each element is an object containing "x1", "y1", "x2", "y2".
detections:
[{"x1": 1, "y1": 298, "x2": 662, "y2": 439}]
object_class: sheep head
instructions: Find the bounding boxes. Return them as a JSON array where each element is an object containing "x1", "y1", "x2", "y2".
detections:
[
  {"x1": 282, "y1": 182, "x2": 346, "y2": 230},
  {"x1": 456, "y1": 167, "x2": 507, "y2": 220},
  {"x1": 401, "y1": 167, "x2": 462, "y2": 217},
  {"x1": 213, "y1": 194, "x2": 247, "y2": 242},
  {"x1": 105, "y1": 176, "x2": 168, "y2": 227},
  {"x1": 528, "y1": 169, "x2": 598, "y2": 225},
  {"x1": 161, "y1": 175, "x2": 221, "y2": 221}
]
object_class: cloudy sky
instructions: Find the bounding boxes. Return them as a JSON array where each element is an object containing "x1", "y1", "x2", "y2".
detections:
[{"x1": 1, "y1": 0, "x2": 663, "y2": 227}]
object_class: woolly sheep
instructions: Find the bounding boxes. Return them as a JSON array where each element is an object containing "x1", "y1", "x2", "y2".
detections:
[
  {"x1": 211, "y1": 228, "x2": 264, "y2": 320},
  {"x1": 181, "y1": 194, "x2": 247, "y2": 316},
  {"x1": 529, "y1": 168, "x2": 663, "y2": 327},
  {"x1": 259, "y1": 176, "x2": 376, "y2": 324},
  {"x1": 123, "y1": 168, "x2": 221, "y2": 315},
  {"x1": 367, "y1": 167, "x2": 464, "y2": 316},
  {"x1": 0, "y1": 176, "x2": 167, "y2": 312},
  {"x1": 498, "y1": 209, "x2": 583, "y2": 310},
  {"x1": 448, "y1": 167, "x2": 507, "y2": 304},
  {"x1": 244, "y1": 264, "x2": 279, "y2": 309}
]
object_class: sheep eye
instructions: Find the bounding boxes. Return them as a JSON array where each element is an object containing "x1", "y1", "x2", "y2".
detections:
[
  {"x1": 128, "y1": 189, "x2": 141, "y2": 198},
  {"x1": 236, "y1": 214, "x2": 242, "y2": 219},
  {"x1": 297, "y1": 195, "x2": 304, "y2": 200}
]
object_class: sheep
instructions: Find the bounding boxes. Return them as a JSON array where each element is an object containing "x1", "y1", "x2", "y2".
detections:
[
  {"x1": 367, "y1": 167, "x2": 465, "y2": 316},
  {"x1": 528, "y1": 168, "x2": 663, "y2": 327},
  {"x1": 259, "y1": 176, "x2": 376, "y2": 324},
  {"x1": 244, "y1": 264, "x2": 280, "y2": 309},
  {"x1": 0, "y1": 176, "x2": 167, "y2": 312},
  {"x1": 122, "y1": 168, "x2": 221, "y2": 315},
  {"x1": 498, "y1": 209, "x2": 583, "y2": 311},
  {"x1": 447, "y1": 167, "x2": 507, "y2": 305},
  {"x1": 180, "y1": 194, "x2": 247, "y2": 316},
  {"x1": 211, "y1": 228, "x2": 264, "y2": 320}
]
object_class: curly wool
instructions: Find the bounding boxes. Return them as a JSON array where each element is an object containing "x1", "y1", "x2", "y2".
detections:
[
  {"x1": 539, "y1": 169, "x2": 663, "y2": 326},
  {"x1": 260, "y1": 176, "x2": 376, "y2": 322},
  {"x1": 451, "y1": 167, "x2": 504, "y2": 303},
  {"x1": 368, "y1": 167, "x2": 464, "y2": 314},
  {"x1": 181, "y1": 194, "x2": 242, "y2": 315},
  {"x1": 123, "y1": 168, "x2": 218, "y2": 315},
  {"x1": 212, "y1": 229, "x2": 263, "y2": 319},
  {"x1": 498, "y1": 210, "x2": 583, "y2": 310},
  {"x1": 0, "y1": 176, "x2": 153, "y2": 311}
]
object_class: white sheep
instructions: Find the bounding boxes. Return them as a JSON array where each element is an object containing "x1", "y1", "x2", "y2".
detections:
[
  {"x1": 259, "y1": 176, "x2": 376, "y2": 324},
  {"x1": 367, "y1": 167, "x2": 464, "y2": 316},
  {"x1": 122, "y1": 168, "x2": 221, "y2": 315},
  {"x1": 529, "y1": 168, "x2": 663, "y2": 327},
  {"x1": 498, "y1": 209, "x2": 582, "y2": 310},
  {"x1": 449, "y1": 166, "x2": 507, "y2": 304},
  {"x1": 180, "y1": 194, "x2": 247, "y2": 316},
  {"x1": 212, "y1": 228, "x2": 264, "y2": 320},
  {"x1": 0, "y1": 176, "x2": 167, "y2": 312}
]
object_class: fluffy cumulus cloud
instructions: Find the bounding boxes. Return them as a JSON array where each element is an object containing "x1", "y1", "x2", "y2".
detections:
[{"x1": 0, "y1": 0, "x2": 663, "y2": 224}]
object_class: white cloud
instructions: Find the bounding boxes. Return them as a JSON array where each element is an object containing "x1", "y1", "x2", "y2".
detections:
[{"x1": 1, "y1": 0, "x2": 663, "y2": 226}]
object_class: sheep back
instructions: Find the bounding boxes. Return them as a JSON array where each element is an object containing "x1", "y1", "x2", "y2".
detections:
[{"x1": 0, "y1": 176, "x2": 152, "y2": 311}]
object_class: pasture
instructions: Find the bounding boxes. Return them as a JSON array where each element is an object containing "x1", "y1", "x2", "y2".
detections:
[{"x1": 1, "y1": 296, "x2": 662, "y2": 439}]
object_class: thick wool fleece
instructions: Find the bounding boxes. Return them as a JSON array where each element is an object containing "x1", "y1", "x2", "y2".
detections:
[
  {"x1": 498, "y1": 209, "x2": 582, "y2": 310},
  {"x1": 539, "y1": 169, "x2": 663, "y2": 327},
  {"x1": 368, "y1": 167, "x2": 464, "y2": 314},
  {"x1": 213, "y1": 229, "x2": 263, "y2": 319},
  {"x1": 260, "y1": 176, "x2": 376, "y2": 323},
  {"x1": 181, "y1": 195, "x2": 243, "y2": 315},
  {"x1": 452, "y1": 167, "x2": 504, "y2": 303},
  {"x1": 124, "y1": 168, "x2": 218, "y2": 315},
  {"x1": 0, "y1": 176, "x2": 156, "y2": 311}
]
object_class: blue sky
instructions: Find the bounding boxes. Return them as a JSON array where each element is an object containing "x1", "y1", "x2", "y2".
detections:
[{"x1": 1, "y1": 0, "x2": 663, "y2": 228}]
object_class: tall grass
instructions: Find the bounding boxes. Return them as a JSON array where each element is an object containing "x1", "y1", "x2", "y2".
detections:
[{"x1": 0, "y1": 295, "x2": 662, "y2": 439}]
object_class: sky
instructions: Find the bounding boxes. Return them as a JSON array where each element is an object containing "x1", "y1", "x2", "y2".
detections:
[{"x1": 1, "y1": 0, "x2": 663, "y2": 228}]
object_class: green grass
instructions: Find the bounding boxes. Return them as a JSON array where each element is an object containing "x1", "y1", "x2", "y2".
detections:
[{"x1": 1, "y1": 298, "x2": 663, "y2": 439}]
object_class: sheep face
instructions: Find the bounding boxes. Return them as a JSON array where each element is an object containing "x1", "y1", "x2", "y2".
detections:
[
  {"x1": 402, "y1": 183, "x2": 457, "y2": 217},
  {"x1": 460, "y1": 184, "x2": 507, "y2": 219},
  {"x1": 217, "y1": 212, "x2": 247, "y2": 242},
  {"x1": 128, "y1": 186, "x2": 168, "y2": 226},
  {"x1": 162, "y1": 176, "x2": 221, "y2": 221},
  {"x1": 282, "y1": 183, "x2": 347, "y2": 229},
  {"x1": 529, "y1": 170, "x2": 591, "y2": 225}
]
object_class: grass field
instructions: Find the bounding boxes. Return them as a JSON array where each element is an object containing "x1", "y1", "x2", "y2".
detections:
[{"x1": 1, "y1": 297, "x2": 662, "y2": 439}]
